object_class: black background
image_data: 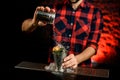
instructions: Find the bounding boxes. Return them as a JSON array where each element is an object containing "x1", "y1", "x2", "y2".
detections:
[{"x1": 5, "y1": 0, "x2": 120, "y2": 80}]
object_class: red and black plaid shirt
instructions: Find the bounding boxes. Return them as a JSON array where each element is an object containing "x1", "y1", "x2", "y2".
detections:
[{"x1": 48, "y1": 0, "x2": 103, "y2": 63}]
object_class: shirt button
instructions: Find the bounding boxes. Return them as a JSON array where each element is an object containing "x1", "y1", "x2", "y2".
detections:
[
  {"x1": 72, "y1": 11, "x2": 75, "y2": 14},
  {"x1": 66, "y1": 46, "x2": 70, "y2": 50},
  {"x1": 71, "y1": 23, "x2": 73, "y2": 26},
  {"x1": 68, "y1": 34, "x2": 72, "y2": 37}
]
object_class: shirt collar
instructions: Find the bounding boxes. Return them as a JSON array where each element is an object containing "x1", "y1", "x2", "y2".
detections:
[{"x1": 64, "y1": 0, "x2": 87, "y2": 9}]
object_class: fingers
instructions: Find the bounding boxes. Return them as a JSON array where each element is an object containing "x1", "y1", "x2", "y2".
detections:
[
  {"x1": 32, "y1": 6, "x2": 55, "y2": 26},
  {"x1": 36, "y1": 6, "x2": 44, "y2": 11},
  {"x1": 62, "y1": 54, "x2": 78, "y2": 69},
  {"x1": 45, "y1": 6, "x2": 55, "y2": 13},
  {"x1": 50, "y1": 9, "x2": 55, "y2": 13},
  {"x1": 72, "y1": 64, "x2": 77, "y2": 69},
  {"x1": 62, "y1": 59, "x2": 75, "y2": 68},
  {"x1": 63, "y1": 53, "x2": 74, "y2": 62},
  {"x1": 32, "y1": 6, "x2": 45, "y2": 23},
  {"x1": 36, "y1": 6, "x2": 55, "y2": 13},
  {"x1": 44, "y1": 6, "x2": 51, "y2": 12},
  {"x1": 38, "y1": 21, "x2": 47, "y2": 26}
]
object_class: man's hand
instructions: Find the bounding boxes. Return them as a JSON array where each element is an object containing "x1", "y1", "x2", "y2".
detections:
[
  {"x1": 62, "y1": 54, "x2": 78, "y2": 69},
  {"x1": 21, "y1": 6, "x2": 55, "y2": 33},
  {"x1": 32, "y1": 6, "x2": 55, "y2": 26},
  {"x1": 62, "y1": 46, "x2": 96, "y2": 69}
]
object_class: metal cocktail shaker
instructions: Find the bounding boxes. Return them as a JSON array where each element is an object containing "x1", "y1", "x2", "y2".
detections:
[{"x1": 36, "y1": 11, "x2": 56, "y2": 24}]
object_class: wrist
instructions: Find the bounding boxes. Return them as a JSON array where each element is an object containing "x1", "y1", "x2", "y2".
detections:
[
  {"x1": 32, "y1": 22, "x2": 38, "y2": 27},
  {"x1": 31, "y1": 19, "x2": 38, "y2": 27},
  {"x1": 32, "y1": 23, "x2": 37, "y2": 27},
  {"x1": 75, "y1": 55, "x2": 80, "y2": 64}
]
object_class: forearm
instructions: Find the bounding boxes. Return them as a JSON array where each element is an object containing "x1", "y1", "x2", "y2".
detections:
[
  {"x1": 76, "y1": 46, "x2": 96, "y2": 64},
  {"x1": 22, "y1": 19, "x2": 38, "y2": 33}
]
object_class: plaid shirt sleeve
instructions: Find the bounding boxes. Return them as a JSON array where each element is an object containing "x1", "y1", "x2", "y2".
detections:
[{"x1": 87, "y1": 9, "x2": 103, "y2": 51}]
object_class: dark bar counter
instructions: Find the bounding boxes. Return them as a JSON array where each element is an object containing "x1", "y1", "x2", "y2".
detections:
[{"x1": 13, "y1": 61, "x2": 119, "y2": 80}]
